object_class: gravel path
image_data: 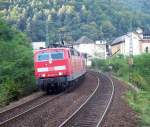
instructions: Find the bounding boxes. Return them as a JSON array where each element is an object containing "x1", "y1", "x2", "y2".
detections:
[{"x1": 102, "y1": 77, "x2": 139, "y2": 127}]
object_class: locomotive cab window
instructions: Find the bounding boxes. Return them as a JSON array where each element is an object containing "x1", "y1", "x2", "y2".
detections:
[
  {"x1": 70, "y1": 49, "x2": 75, "y2": 56},
  {"x1": 68, "y1": 51, "x2": 71, "y2": 58},
  {"x1": 77, "y1": 51, "x2": 80, "y2": 56},
  {"x1": 37, "y1": 53, "x2": 49, "y2": 61},
  {"x1": 70, "y1": 49, "x2": 80, "y2": 56},
  {"x1": 50, "y1": 52, "x2": 64, "y2": 60},
  {"x1": 37, "y1": 51, "x2": 64, "y2": 61}
]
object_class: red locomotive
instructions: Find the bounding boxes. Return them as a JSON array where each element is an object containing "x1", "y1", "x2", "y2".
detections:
[{"x1": 34, "y1": 45, "x2": 86, "y2": 93}]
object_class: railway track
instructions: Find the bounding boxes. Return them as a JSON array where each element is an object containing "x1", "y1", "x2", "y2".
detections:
[
  {"x1": 0, "y1": 93, "x2": 64, "y2": 126},
  {"x1": 0, "y1": 71, "x2": 114, "y2": 127},
  {"x1": 0, "y1": 72, "x2": 95, "y2": 127},
  {"x1": 59, "y1": 72, "x2": 114, "y2": 127}
]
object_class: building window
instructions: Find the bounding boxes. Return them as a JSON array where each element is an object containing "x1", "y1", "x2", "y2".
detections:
[
  {"x1": 143, "y1": 34, "x2": 150, "y2": 39},
  {"x1": 145, "y1": 47, "x2": 149, "y2": 53}
]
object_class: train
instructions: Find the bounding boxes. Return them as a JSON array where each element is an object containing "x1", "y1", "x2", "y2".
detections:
[{"x1": 34, "y1": 45, "x2": 86, "y2": 93}]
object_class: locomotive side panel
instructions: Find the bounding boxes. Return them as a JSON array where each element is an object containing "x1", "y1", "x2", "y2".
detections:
[{"x1": 66, "y1": 49, "x2": 86, "y2": 81}]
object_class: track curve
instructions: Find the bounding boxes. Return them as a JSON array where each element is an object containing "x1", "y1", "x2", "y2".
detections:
[
  {"x1": 58, "y1": 72, "x2": 114, "y2": 127},
  {"x1": 0, "y1": 71, "x2": 114, "y2": 127}
]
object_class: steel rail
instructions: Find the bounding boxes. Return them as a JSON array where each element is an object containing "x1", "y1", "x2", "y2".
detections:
[
  {"x1": 58, "y1": 72, "x2": 114, "y2": 127},
  {"x1": 0, "y1": 72, "x2": 90, "y2": 126},
  {"x1": 58, "y1": 72, "x2": 100, "y2": 127},
  {"x1": 0, "y1": 93, "x2": 63, "y2": 126},
  {"x1": 96, "y1": 74, "x2": 114, "y2": 127},
  {"x1": 0, "y1": 92, "x2": 44, "y2": 115}
]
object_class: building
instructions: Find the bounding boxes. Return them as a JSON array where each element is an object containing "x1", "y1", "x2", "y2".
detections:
[
  {"x1": 95, "y1": 40, "x2": 107, "y2": 59},
  {"x1": 111, "y1": 28, "x2": 150, "y2": 56},
  {"x1": 140, "y1": 39, "x2": 150, "y2": 53},
  {"x1": 140, "y1": 29, "x2": 150, "y2": 53},
  {"x1": 74, "y1": 36, "x2": 107, "y2": 59},
  {"x1": 32, "y1": 42, "x2": 46, "y2": 50},
  {"x1": 111, "y1": 32, "x2": 141, "y2": 56}
]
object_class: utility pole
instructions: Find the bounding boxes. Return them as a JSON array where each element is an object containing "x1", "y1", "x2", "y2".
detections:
[
  {"x1": 128, "y1": 28, "x2": 137, "y2": 101},
  {"x1": 128, "y1": 32, "x2": 134, "y2": 83},
  {"x1": 46, "y1": 19, "x2": 49, "y2": 45},
  {"x1": 58, "y1": 28, "x2": 65, "y2": 45}
]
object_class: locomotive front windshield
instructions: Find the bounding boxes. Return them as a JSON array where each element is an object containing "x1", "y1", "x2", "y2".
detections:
[
  {"x1": 51, "y1": 52, "x2": 64, "y2": 60},
  {"x1": 38, "y1": 53, "x2": 49, "y2": 61},
  {"x1": 37, "y1": 51, "x2": 64, "y2": 61}
]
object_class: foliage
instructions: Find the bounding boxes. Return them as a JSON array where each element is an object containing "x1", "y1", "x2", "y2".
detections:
[
  {"x1": 134, "y1": 54, "x2": 150, "y2": 90},
  {"x1": 0, "y1": 19, "x2": 36, "y2": 106},
  {"x1": 92, "y1": 55, "x2": 129, "y2": 79},
  {"x1": 0, "y1": 0, "x2": 150, "y2": 42},
  {"x1": 91, "y1": 58, "x2": 109, "y2": 71},
  {"x1": 126, "y1": 91, "x2": 150, "y2": 126},
  {"x1": 110, "y1": 56, "x2": 128, "y2": 77},
  {"x1": 119, "y1": 0, "x2": 150, "y2": 15},
  {"x1": 93, "y1": 54, "x2": 150, "y2": 90}
]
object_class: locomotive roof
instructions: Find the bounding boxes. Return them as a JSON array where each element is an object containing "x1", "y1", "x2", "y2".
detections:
[
  {"x1": 34, "y1": 47, "x2": 73, "y2": 54},
  {"x1": 43, "y1": 47, "x2": 70, "y2": 50}
]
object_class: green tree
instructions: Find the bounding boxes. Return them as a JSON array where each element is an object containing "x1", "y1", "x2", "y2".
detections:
[
  {"x1": 0, "y1": 19, "x2": 36, "y2": 106},
  {"x1": 1, "y1": 0, "x2": 150, "y2": 42}
]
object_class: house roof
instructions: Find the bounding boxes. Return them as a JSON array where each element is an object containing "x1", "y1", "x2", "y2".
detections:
[
  {"x1": 111, "y1": 35, "x2": 126, "y2": 45},
  {"x1": 76, "y1": 36, "x2": 95, "y2": 44}
]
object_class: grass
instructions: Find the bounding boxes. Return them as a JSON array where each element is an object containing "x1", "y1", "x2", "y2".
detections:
[
  {"x1": 126, "y1": 91, "x2": 150, "y2": 126},
  {"x1": 114, "y1": 69, "x2": 150, "y2": 126}
]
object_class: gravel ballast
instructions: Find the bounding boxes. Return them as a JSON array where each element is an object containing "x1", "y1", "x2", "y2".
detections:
[
  {"x1": 4, "y1": 73, "x2": 98, "y2": 127},
  {"x1": 102, "y1": 77, "x2": 139, "y2": 127}
]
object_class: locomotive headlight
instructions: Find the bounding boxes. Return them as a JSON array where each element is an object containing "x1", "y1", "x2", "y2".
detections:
[
  {"x1": 49, "y1": 60, "x2": 52, "y2": 64},
  {"x1": 58, "y1": 72, "x2": 63, "y2": 76},
  {"x1": 42, "y1": 74, "x2": 46, "y2": 77},
  {"x1": 54, "y1": 66, "x2": 66, "y2": 71}
]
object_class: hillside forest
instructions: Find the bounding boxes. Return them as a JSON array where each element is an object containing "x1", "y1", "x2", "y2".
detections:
[{"x1": 0, "y1": 0, "x2": 150, "y2": 43}]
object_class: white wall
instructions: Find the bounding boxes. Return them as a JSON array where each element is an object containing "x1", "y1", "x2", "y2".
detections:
[
  {"x1": 124, "y1": 33, "x2": 140, "y2": 56},
  {"x1": 142, "y1": 43, "x2": 150, "y2": 53},
  {"x1": 74, "y1": 43, "x2": 107, "y2": 59},
  {"x1": 74, "y1": 43, "x2": 95, "y2": 57},
  {"x1": 32, "y1": 42, "x2": 46, "y2": 50},
  {"x1": 132, "y1": 33, "x2": 141, "y2": 55}
]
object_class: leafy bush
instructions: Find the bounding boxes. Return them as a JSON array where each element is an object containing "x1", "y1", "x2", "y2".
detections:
[
  {"x1": 132, "y1": 72, "x2": 148, "y2": 90},
  {"x1": 0, "y1": 85, "x2": 9, "y2": 106},
  {"x1": 0, "y1": 20, "x2": 36, "y2": 106},
  {"x1": 109, "y1": 56, "x2": 128, "y2": 79},
  {"x1": 126, "y1": 91, "x2": 150, "y2": 126},
  {"x1": 133, "y1": 54, "x2": 150, "y2": 91},
  {"x1": 92, "y1": 58, "x2": 109, "y2": 71}
]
